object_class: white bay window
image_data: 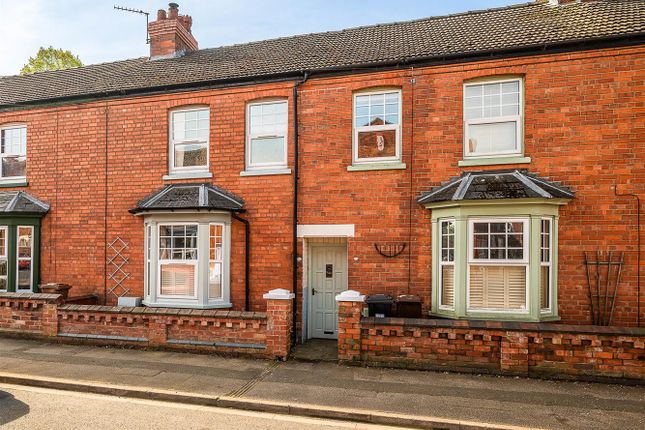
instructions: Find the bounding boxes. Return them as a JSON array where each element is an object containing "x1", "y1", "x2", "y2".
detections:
[{"x1": 143, "y1": 214, "x2": 231, "y2": 309}]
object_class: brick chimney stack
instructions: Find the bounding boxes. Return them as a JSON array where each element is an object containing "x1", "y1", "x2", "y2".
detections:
[{"x1": 148, "y1": 3, "x2": 198, "y2": 59}]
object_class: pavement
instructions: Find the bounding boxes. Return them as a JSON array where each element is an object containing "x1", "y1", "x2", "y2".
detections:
[{"x1": 0, "y1": 337, "x2": 644, "y2": 430}]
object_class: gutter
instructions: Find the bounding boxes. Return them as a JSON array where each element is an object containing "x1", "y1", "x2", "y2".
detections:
[
  {"x1": 1, "y1": 32, "x2": 644, "y2": 112},
  {"x1": 292, "y1": 72, "x2": 309, "y2": 345}
]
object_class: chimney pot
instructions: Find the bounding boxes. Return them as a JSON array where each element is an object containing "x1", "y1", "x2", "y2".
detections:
[
  {"x1": 156, "y1": 9, "x2": 167, "y2": 20},
  {"x1": 168, "y1": 2, "x2": 179, "y2": 19}
]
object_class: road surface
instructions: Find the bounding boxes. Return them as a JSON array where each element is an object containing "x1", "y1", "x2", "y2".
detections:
[{"x1": 0, "y1": 384, "x2": 405, "y2": 430}]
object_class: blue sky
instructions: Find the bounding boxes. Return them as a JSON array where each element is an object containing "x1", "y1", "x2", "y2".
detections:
[{"x1": 0, "y1": 0, "x2": 516, "y2": 76}]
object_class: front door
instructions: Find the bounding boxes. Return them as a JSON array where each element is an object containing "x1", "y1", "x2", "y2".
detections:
[{"x1": 309, "y1": 244, "x2": 347, "y2": 339}]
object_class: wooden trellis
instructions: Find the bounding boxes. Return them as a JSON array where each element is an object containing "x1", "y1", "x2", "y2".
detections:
[
  {"x1": 107, "y1": 237, "x2": 131, "y2": 299},
  {"x1": 584, "y1": 251, "x2": 624, "y2": 326}
]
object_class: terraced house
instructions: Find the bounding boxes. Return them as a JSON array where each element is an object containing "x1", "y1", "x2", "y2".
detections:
[{"x1": 0, "y1": 0, "x2": 643, "y2": 380}]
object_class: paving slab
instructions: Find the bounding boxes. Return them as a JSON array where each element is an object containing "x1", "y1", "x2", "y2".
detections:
[{"x1": 0, "y1": 337, "x2": 643, "y2": 430}]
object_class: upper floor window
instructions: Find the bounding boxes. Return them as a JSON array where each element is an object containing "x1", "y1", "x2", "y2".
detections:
[
  {"x1": 353, "y1": 90, "x2": 401, "y2": 165},
  {"x1": 169, "y1": 108, "x2": 209, "y2": 173},
  {"x1": 464, "y1": 78, "x2": 522, "y2": 158},
  {"x1": 246, "y1": 100, "x2": 288, "y2": 171},
  {"x1": 0, "y1": 125, "x2": 27, "y2": 180}
]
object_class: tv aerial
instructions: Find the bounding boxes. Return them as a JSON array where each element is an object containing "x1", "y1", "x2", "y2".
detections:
[{"x1": 114, "y1": 5, "x2": 150, "y2": 44}]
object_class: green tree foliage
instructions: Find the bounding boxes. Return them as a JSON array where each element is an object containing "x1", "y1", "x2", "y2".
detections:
[{"x1": 20, "y1": 46, "x2": 83, "y2": 74}]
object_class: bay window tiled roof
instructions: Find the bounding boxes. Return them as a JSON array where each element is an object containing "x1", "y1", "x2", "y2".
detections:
[
  {"x1": 0, "y1": 191, "x2": 50, "y2": 214},
  {"x1": 1, "y1": 0, "x2": 643, "y2": 108},
  {"x1": 130, "y1": 183, "x2": 245, "y2": 214},
  {"x1": 417, "y1": 169, "x2": 574, "y2": 204}
]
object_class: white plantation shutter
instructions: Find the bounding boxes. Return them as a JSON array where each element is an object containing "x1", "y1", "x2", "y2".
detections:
[
  {"x1": 441, "y1": 265, "x2": 455, "y2": 308},
  {"x1": 160, "y1": 263, "x2": 196, "y2": 296},
  {"x1": 469, "y1": 265, "x2": 526, "y2": 310}
]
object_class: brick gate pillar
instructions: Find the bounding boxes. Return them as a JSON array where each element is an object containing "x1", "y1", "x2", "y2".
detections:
[
  {"x1": 336, "y1": 290, "x2": 365, "y2": 363},
  {"x1": 264, "y1": 288, "x2": 295, "y2": 360}
]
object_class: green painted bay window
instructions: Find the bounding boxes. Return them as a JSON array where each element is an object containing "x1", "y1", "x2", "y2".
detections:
[
  {"x1": 0, "y1": 217, "x2": 42, "y2": 293},
  {"x1": 430, "y1": 201, "x2": 563, "y2": 322}
]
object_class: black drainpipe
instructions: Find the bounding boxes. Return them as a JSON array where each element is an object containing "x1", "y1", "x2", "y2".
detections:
[
  {"x1": 232, "y1": 212, "x2": 250, "y2": 311},
  {"x1": 614, "y1": 185, "x2": 641, "y2": 327},
  {"x1": 292, "y1": 72, "x2": 309, "y2": 345}
]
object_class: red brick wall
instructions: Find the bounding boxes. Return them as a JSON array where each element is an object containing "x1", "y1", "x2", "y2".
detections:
[
  {"x1": 0, "y1": 45, "x2": 642, "y2": 327},
  {"x1": 338, "y1": 301, "x2": 645, "y2": 382},
  {"x1": 0, "y1": 293, "x2": 62, "y2": 336},
  {"x1": 0, "y1": 293, "x2": 293, "y2": 359}
]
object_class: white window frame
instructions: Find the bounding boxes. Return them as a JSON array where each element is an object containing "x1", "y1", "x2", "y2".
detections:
[
  {"x1": 439, "y1": 219, "x2": 456, "y2": 311},
  {"x1": 157, "y1": 222, "x2": 199, "y2": 300},
  {"x1": 16, "y1": 225, "x2": 34, "y2": 292},
  {"x1": 463, "y1": 78, "x2": 523, "y2": 159},
  {"x1": 540, "y1": 217, "x2": 553, "y2": 313},
  {"x1": 168, "y1": 107, "x2": 210, "y2": 174},
  {"x1": 352, "y1": 89, "x2": 402, "y2": 165},
  {"x1": 208, "y1": 222, "x2": 225, "y2": 302},
  {"x1": 466, "y1": 217, "x2": 529, "y2": 313},
  {"x1": 0, "y1": 226, "x2": 7, "y2": 292},
  {"x1": 0, "y1": 124, "x2": 27, "y2": 182},
  {"x1": 245, "y1": 99, "x2": 288, "y2": 171}
]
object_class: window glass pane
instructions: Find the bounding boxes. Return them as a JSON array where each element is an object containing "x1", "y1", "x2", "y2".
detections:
[
  {"x1": 17, "y1": 260, "x2": 31, "y2": 290},
  {"x1": 540, "y1": 266, "x2": 550, "y2": 309},
  {"x1": 469, "y1": 265, "x2": 526, "y2": 310},
  {"x1": 160, "y1": 263, "x2": 195, "y2": 296},
  {"x1": 471, "y1": 221, "x2": 524, "y2": 261},
  {"x1": 465, "y1": 81, "x2": 520, "y2": 122},
  {"x1": 249, "y1": 101, "x2": 287, "y2": 136},
  {"x1": 357, "y1": 129, "x2": 396, "y2": 159},
  {"x1": 250, "y1": 137, "x2": 285, "y2": 165},
  {"x1": 441, "y1": 265, "x2": 454, "y2": 307},
  {"x1": 467, "y1": 121, "x2": 517, "y2": 154},
  {"x1": 354, "y1": 92, "x2": 400, "y2": 128},
  {"x1": 172, "y1": 109, "x2": 209, "y2": 143},
  {"x1": 174, "y1": 143, "x2": 208, "y2": 168},
  {"x1": 0, "y1": 228, "x2": 5, "y2": 257},
  {"x1": 159, "y1": 224, "x2": 198, "y2": 261},
  {"x1": 1, "y1": 127, "x2": 27, "y2": 178},
  {"x1": 209, "y1": 262, "x2": 222, "y2": 299}
]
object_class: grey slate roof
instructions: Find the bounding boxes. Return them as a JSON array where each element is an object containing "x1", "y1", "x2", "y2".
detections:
[
  {"x1": 130, "y1": 183, "x2": 245, "y2": 214},
  {"x1": 417, "y1": 170, "x2": 574, "y2": 204},
  {"x1": 1, "y1": 0, "x2": 644, "y2": 108},
  {"x1": 0, "y1": 191, "x2": 50, "y2": 215}
]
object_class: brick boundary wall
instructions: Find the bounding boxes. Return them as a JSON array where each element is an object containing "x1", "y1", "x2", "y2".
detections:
[
  {"x1": 0, "y1": 291, "x2": 293, "y2": 360},
  {"x1": 337, "y1": 295, "x2": 645, "y2": 383}
]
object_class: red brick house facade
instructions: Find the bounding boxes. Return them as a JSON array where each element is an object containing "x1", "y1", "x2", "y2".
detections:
[{"x1": 0, "y1": 0, "x2": 643, "y2": 358}]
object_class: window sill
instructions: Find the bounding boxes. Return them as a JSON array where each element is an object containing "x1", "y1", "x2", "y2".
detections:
[
  {"x1": 163, "y1": 171, "x2": 213, "y2": 181},
  {"x1": 0, "y1": 178, "x2": 28, "y2": 188},
  {"x1": 347, "y1": 162, "x2": 407, "y2": 172},
  {"x1": 458, "y1": 156, "x2": 531, "y2": 167},
  {"x1": 142, "y1": 300, "x2": 232, "y2": 309},
  {"x1": 240, "y1": 168, "x2": 291, "y2": 177}
]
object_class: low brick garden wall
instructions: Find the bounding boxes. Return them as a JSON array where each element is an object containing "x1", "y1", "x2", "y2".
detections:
[
  {"x1": 338, "y1": 295, "x2": 645, "y2": 383},
  {"x1": 0, "y1": 290, "x2": 294, "y2": 360}
]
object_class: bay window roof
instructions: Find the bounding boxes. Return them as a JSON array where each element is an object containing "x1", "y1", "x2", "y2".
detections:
[
  {"x1": 0, "y1": 191, "x2": 49, "y2": 215},
  {"x1": 417, "y1": 170, "x2": 574, "y2": 205},
  {"x1": 130, "y1": 183, "x2": 245, "y2": 214}
]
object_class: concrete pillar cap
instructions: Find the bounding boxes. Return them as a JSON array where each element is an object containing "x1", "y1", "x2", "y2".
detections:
[
  {"x1": 263, "y1": 288, "x2": 295, "y2": 300},
  {"x1": 335, "y1": 290, "x2": 365, "y2": 302}
]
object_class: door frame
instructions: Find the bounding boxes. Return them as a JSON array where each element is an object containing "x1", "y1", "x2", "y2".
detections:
[{"x1": 304, "y1": 238, "x2": 348, "y2": 341}]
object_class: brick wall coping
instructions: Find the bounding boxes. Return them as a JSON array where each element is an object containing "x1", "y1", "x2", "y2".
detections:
[
  {"x1": 361, "y1": 317, "x2": 645, "y2": 337},
  {"x1": 0, "y1": 292, "x2": 62, "y2": 302},
  {"x1": 57, "y1": 304, "x2": 267, "y2": 320}
]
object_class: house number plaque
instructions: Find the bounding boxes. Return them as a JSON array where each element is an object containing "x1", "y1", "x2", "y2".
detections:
[{"x1": 325, "y1": 264, "x2": 333, "y2": 278}]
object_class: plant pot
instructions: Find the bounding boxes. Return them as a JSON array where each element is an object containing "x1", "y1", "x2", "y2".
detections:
[{"x1": 38, "y1": 282, "x2": 72, "y2": 300}]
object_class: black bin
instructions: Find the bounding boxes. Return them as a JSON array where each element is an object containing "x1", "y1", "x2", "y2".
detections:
[
  {"x1": 395, "y1": 295, "x2": 422, "y2": 318},
  {"x1": 366, "y1": 294, "x2": 394, "y2": 318}
]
